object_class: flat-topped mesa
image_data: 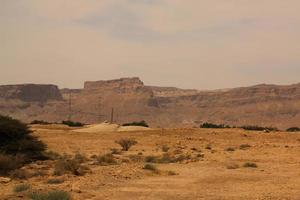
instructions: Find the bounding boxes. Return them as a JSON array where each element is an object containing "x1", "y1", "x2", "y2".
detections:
[
  {"x1": 0, "y1": 84, "x2": 63, "y2": 102},
  {"x1": 84, "y1": 77, "x2": 145, "y2": 92}
]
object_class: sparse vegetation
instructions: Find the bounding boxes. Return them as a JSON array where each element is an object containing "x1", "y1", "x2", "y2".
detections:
[
  {"x1": 143, "y1": 163, "x2": 158, "y2": 172},
  {"x1": 62, "y1": 120, "x2": 84, "y2": 127},
  {"x1": 30, "y1": 190, "x2": 71, "y2": 200},
  {"x1": 44, "y1": 151, "x2": 62, "y2": 160},
  {"x1": 96, "y1": 153, "x2": 117, "y2": 166},
  {"x1": 14, "y1": 183, "x2": 31, "y2": 193},
  {"x1": 162, "y1": 145, "x2": 170, "y2": 152},
  {"x1": 128, "y1": 154, "x2": 143, "y2": 162},
  {"x1": 286, "y1": 127, "x2": 300, "y2": 132},
  {"x1": 144, "y1": 153, "x2": 193, "y2": 164},
  {"x1": 110, "y1": 148, "x2": 122, "y2": 155},
  {"x1": 73, "y1": 152, "x2": 87, "y2": 164},
  {"x1": 225, "y1": 147, "x2": 235, "y2": 152},
  {"x1": 10, "y1": 169, "x2": 31, "y2": 180},
  {"x1": 0, "y1": 154, "x2": 24, "y2": 176},
  {"x1": 115, "y1": 138, "x2": 137, "y2": 151},
  {"x1": 239, "y1": 144, "x2": 251, "y2": 150},
  {"x1": 47, "y1": 178, "x2": 64, "y2": 185},
  {"x1": 200, "y1": 122, "x2": 230, "y2": 129},
  {"x1": 241, "y1": 125, "x2": 278, "y2": 132},
  {"x1": 123, "y1": 120, "x2": 149, "y2": 127},
  {"x1": 167, "y1": 170, "x2": 177, "y2": 176},
  {"x1": 243, "y1": 162, "x2": 258, "y2": 168},
  {"x1": 30, "y1": 120, "x2": 51, "y2": 125},
  {"x1": 53, "y1": 156, "x2": 89, "y2": 176},
  {"x1": 205, "y1": 144, "x2": 212, "y2": 150}
]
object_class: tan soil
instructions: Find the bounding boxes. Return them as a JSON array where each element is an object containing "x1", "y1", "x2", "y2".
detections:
[
  {"x1": 74, "y1": 123, "x2": 153, "y2": 133},
  {"x1": 1, "y1": 127, "x2": 300, "y2": 200}
]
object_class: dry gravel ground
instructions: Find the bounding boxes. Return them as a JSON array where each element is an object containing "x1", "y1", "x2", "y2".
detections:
[{"x1": 1, "y1": 127, "x2": 300, "y2": 200}]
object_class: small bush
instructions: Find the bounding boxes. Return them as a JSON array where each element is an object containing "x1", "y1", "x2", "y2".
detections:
[
  {"x1": 200, "y1": 123, "x2": 231, "y2": 129},
  {"x1": 122, "y1": 120, "x2": 149, "y2": 127},
  {"x1": 96, "y1": 153, "x2": 117, "y2": 166},
  {"x1": 10, "y1": 169, "x2": 32, "y2": 180},
  {"x1": 47, "y1": 178, "x2": 64, "y2": 185},
  {"x1": 159, "y1": 153, "x2": 173, "y2": 163},
  {"x1": 30, "y1": 120, "x2": 51, "y2": 125},
  {"x1": 161, "y1": 145, "x2": 170, "y2": 152},
  {"x1": 53, "y1": 156, "x2": 89, "y2": 176},
  {"x1": 167, "y1": 171, "x2": 177, "y2": 176},
  {"x1": 241, "y1": 125, "x2": 278, "y2": 132},
  {"x1": 14, "y1": 183, "x2": 31, "y2": 193},
  {"x1": 110, "y1": 148, "x2": 122, "y2": 155},
  {"x1": 115, "y1": 138, "x2": 137, "y2": 151},
  {"x1": 239, "y1": 144, "x2": 251, "y2": 150},
  {"x1": 243, "y1": 162, "x2": 258, "y2": 168},
  {"x1": 144, "y1": 155, "x2": 159, "y2": 163},
  {"x1": 44, "y1": 151, "x2": 62, "y2": 160},
  {"x1": 144, "y1": 153, "x2": 191, "y2": 164},
  {"x1": 30, "y1": 190, "x2": 71, "y2": 200},
  {"x1": 73, "y1": 152, "x2": 87, "y2": 164},
  {"x1": 143, "y1": 164, "x2": 158, "y2": 172},
  {"x1": 62, "y1": 121, "x2": 84, "y2": 127},
  {"x1": 225, "y1": 147, "x2": 235, "y2": 152},
  {"x1": 128, "y1": 154, "x2": 143, "y2": 162},
  {"x1": 286, "y1": 127, "x2": 300, "y2": 132}
]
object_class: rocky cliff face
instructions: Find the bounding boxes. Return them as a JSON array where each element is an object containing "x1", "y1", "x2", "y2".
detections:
[
  {"x1": 84, "y1": 77, "x2": 146, "y2": 93},
  {"x1": 0, "y1": 84, "x2": 63, "y2": 102},
  {"x1": 1, "y1": 78, "x2": 300, "y2": 129}
]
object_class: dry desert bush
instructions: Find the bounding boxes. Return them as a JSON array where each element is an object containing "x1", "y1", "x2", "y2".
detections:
[{"x1": 115, "y1": 138, "x2": 137, "y2": 151}]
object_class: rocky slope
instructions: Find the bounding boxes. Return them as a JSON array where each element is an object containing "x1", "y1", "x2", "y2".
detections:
[{"x1": 1, "y1": 78, "x2": 300, "y2": 129}]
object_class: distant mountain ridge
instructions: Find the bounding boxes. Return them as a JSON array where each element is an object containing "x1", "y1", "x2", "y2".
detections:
[{"x1": 1, "y1": 77, "x2": 300, "y2": 129}]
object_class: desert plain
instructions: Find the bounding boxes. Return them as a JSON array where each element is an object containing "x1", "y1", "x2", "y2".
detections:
[{"x1": 1, "y1": 124, "x2": 300, "y2": 200}]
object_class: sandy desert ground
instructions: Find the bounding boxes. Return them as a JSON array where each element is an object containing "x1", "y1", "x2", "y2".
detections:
[{"x1": 1, "y1": 125, "x2": 300, "y2": 200}]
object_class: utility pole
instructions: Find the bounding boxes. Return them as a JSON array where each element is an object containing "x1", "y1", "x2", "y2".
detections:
[
  {"x1": 68, "y1": 93, "x2": 72, "y2": 121},
  {"x1": 110, "y1": 108, "x2": 114, "y2": 124}
]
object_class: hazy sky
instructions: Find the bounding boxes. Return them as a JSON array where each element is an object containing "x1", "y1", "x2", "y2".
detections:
[{"x1": 1, "y1": 0, "x2": 300, "y2": 90}]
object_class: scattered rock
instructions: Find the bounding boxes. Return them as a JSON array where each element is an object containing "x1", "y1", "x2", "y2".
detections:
[{"x1": 0, "y1": 177, "x2": 11, "y2": 183}]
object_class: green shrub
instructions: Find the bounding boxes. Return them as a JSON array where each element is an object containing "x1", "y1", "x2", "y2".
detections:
[
  {"x1": 115, "y1": 138, "x2": 137, "y2": 151},
  {"x1": 286, "y1": 127, "x2": 300, "y2": 132},
  {"x1": 30, "y1": 190, "x2": 71, "y2": 200},
  {"x1": 122, "y1": 120, "x2": 149, "y2": 127},
  {"x1": 14, "y1": 183, "x2": 31, "y2": 193},
  {"x1": 62, "y1": 121, "x2": 84, "y2": 127},
  {"x1": 200, "y1": 123, "x2": 230, "y2": 129},
  {"x1": 0, "y1": 115, "x2": 46, "y2": 159}
]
